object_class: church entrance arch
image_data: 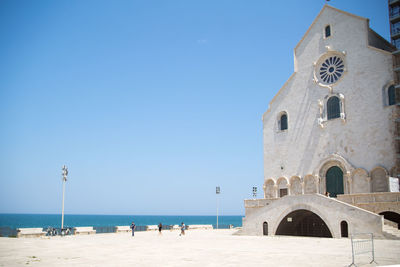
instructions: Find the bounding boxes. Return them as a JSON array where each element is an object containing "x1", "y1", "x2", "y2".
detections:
[
  {"x1": 275, "y1": 209, "x2": 332, "y2": 238},
  {"x1": 326, "y1": 166, "x2": 344, "y2": 197}
]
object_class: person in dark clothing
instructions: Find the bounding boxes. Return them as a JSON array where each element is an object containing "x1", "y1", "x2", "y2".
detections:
[
  {"x1": 130, "y1": 221, "x2": 136, "y2": 237},
  {"x1": 179, "y1": 222, "x2": 185, "y2": 236},
  {"x1": 158, "y1": 223, "x2": 162, "y2": 235}
]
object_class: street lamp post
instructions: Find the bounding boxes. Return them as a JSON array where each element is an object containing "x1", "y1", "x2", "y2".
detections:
[
  {"x1": 61, "y1": 165, "x2": 68, "y2": 230},
  {"x1": 216, "y1": 186, "x2": 220, "y2": 229}
]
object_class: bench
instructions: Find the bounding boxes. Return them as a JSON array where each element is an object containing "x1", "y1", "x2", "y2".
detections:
[
  {"x1": 147, "y1": 225, "x2": 158, "y2": 231},
  {"x1": 17, "y1": 228, "x2": 46, "y2": 238},
  {"x1": 187, "y1": 224, "x2": 213, "y2": 230},
  {"x1": 115, "y1": 226, "x2": 131, "y2": 233},
  {"x1": 172, "y1": 225, "x2": 181, "y2": 230},
  {"x1": 73, "y1": 227, "x2": 96, "y2": 235}
]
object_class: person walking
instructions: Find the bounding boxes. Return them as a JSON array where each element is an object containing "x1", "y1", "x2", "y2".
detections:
[
  {"x1": 179, "y1": 222, "x2": 185, "y2": 236},
  {"x1": 130, "y1": 221, "x2": 136, "y2": 237},
  {"x1": 158, "y1": 222, "x2": 162, "y2": 235}
]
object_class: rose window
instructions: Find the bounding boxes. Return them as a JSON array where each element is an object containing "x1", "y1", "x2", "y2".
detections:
[{"x1": 317, "y1": 55, "x2": 344, "y2": 85}]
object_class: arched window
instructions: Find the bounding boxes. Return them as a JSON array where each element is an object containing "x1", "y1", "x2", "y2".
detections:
[
  {"x1": 388, "y1": 85, "x2": 396, "y2": 106},
  {"x1": 327, "y1": 96, "x2": 340, "y2": 120},
  {"x1": 279, "y1": 113, "x2": 288, "y2": 131},
  {"x1": 325, "y1": 25, "x2": 331, "y2": 38},
  {"x1": 340, "y1": 221, "x2": 348, "y2": 237},
  {"x1": 263, "y1": 222, "x2": 268, "y2": 235},
  {"x1": 318, "y1": 94, "x2": 346, "y2": 127}
]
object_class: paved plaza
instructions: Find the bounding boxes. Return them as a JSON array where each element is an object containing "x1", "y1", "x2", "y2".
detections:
[{"x1": 0, "y1": 229, "x2": 399, "y2": 266}]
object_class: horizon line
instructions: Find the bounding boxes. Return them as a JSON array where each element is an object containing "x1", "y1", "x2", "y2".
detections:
[{"x1": 0, "y1": 212, "x2": 244, "y2": 216}]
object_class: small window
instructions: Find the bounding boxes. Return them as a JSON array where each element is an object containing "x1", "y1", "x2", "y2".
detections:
[
  {"x1": 318, "y1": 94, "x2": 345, "y2": 127},
  {"x1": 325, "y1": 25, "x2": 331, "y2": 38},
  {"x1": 388, "y1": 85, "x2": 396, "y2": 106},
  {"x1": 263, "y1": 222, "x2": 268, "y2": 236},
  {"x1": 280, "y1": 113, "x2": 288, "y2": 131},
  {"x1": 279, "y1": 188, "x2": 288, "y2": 197},
  {"x1": 327, "y1": 96, "x2": 340, "y2": 120},
  {"x1": 340, "y1": 221, "x2": 348, "y2": 237}
]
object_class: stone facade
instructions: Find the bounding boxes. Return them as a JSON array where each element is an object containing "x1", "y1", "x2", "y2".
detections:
[
  {"x1": 262, "y1": 5, "x2": 394, "y2": 195},
  {"x1": 242, "y1": 5, "x2": 400, "y2": 238}
]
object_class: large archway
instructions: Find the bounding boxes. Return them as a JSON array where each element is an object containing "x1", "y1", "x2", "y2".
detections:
[
  {"x1": 380, "y1": 211, "x2": 400, "y2": 229},
  {"x1": 326, "y1": 166, "x2": 344, "y2": 197},
  {"x1": 275, "y1": 209, "x2": 332, "y2": 238}
]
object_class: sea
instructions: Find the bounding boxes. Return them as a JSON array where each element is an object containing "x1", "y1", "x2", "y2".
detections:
[{"x1": 0, "y1": 214, "x2": 243, "y2": 229}]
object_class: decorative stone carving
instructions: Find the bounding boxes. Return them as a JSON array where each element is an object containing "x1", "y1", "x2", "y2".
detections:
[
  {"x1": 264, "y1": 179, "x2": 276, "y2": 199},
  {"x1": 290, "y1": 176, "x2": 302, "y2": 195},
  {"x1": 371, "y1": 167, "x2": 389, "y2": 192},
  {"x1": 351, "y1": 168, "x2": 369, "y2": 193},
  {"x1": 304, "y1": 175, "x2": 317, "y2": 194}
]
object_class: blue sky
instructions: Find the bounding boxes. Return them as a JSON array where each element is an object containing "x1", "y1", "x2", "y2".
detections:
[{"x1": 0, "y1": 0, "x2": 389, "y2": 215}]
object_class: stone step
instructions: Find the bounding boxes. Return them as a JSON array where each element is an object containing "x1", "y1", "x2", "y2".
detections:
[
  {"x1": 383, "y1": 219, "x2": 398, "y2": 229},
  {"x1": 383, "y1": 225, "x2": 400, "y2": 239},
  {"x1": 383, "y1": 231, "x2": 400, "y2": 240}
]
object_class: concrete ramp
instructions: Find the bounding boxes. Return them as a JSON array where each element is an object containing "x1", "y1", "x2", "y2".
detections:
[{"x1": 242, "y1": 194, "x2": 384, "y2": 238}]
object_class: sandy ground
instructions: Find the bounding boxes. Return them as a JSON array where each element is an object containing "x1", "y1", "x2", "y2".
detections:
[{"x1": 0, "y1": 229, "x2": 399, "y2": 267}]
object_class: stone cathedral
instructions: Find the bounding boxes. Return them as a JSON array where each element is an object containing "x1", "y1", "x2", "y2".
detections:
[{"x1": 242, "y1": 5, "x2": 400, "y2": 238}]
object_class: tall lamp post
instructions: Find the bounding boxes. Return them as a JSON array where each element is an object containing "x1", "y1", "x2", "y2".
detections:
[
  {"x1": 253, "y1": 186, "x2": 257, "y2": 200},
  {"x1": 61, "y1": 165, "x2": 68, "y2": 230},
  {"x1": 216, "y1": 186, "x2": 220, "y2": 229}
]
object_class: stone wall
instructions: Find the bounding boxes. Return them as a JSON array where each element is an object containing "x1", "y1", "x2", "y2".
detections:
[{"x1": 242, "y1": 194, "x2": 384, "y2": 238}]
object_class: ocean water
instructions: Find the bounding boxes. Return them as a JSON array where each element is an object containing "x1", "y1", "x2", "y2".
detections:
[{"x1": 0, "y1": 214, "x2": 243, "y2": 229}]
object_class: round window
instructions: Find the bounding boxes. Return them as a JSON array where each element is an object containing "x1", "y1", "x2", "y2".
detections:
[{"x1": 316, "y1": 55, "x2": 345, "y2": 85}]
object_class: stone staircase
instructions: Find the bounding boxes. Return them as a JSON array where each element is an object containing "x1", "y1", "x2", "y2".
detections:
[{"x1": 382, "y1": 224, "x2": 400, "y2": 240}]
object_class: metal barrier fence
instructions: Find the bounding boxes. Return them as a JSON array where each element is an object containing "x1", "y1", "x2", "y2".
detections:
[
  {"x1": 134, "y1": 225, "x2": 148, "y2": 232},
  {"x1": 349, "y1": 233, "x2": 376, "y2": 267},
  {"x1": 0, "y1": 227, "x2": 17, "y2": 237},
  {"x1": 162, "y1": 225, "x2": 173, "y2": 230},
  {"x1": 93, "y1": 226, "x2": 116, "y2": 234}
]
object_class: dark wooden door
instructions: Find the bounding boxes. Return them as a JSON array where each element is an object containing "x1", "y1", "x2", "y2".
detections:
[{"x1": 326, "y1": 166, "x2": 344, "y2": 197}]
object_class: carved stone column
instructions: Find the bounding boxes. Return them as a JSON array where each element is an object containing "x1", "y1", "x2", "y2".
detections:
[
  {"x1": 341, "y1": 171, "x2": 350, "y2": 194},
  {"x1": 263, "y1": 185, "x2": 267, "y2": 199},
  {"x1": 273, "y1": 185, "x2": 278, "y2": 198},
  {"x1": 346, "y1": 175, "x2": 352, "y2": 194},
  {"x1": 366, "y1": 177, "x2": 371, "y2": 193},
  {"x1": 316, "y1": 175, "x2": 321, "y2": 194}
]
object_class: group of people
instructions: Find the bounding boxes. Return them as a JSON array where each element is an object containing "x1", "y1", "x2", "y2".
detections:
[{"x1": 130, "y1": 221, "x2": 186, "y2": 237}]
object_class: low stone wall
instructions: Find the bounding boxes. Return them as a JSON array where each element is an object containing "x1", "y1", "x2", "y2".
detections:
[
  {"x1": 73, "y1": 227, "x2": 96, "y2": 235},
  {"x1": 16, "y1": 228, "x2": 46, "y2": 238},
  {"x1": 337, "y1": 192, "x2": 400, "y2": 204},
  {"x1": 187, "y1": 225, "x2": 213, "y2": 230},
  {"x1": 244, "y1": 198, "x2": 278, "y2": 208},
  {"x1": 337, "y1": 192, "x2": 400, "y2": 215},
  {"x1": 13, "y1": 224, "x2": 219, "y2": 238},
  {"x1": 147, "y1": 225, "x2": 158, "y2": 231},
  {"x1": 115, "y1": 226, "x2": 130, "y2": 233}
]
